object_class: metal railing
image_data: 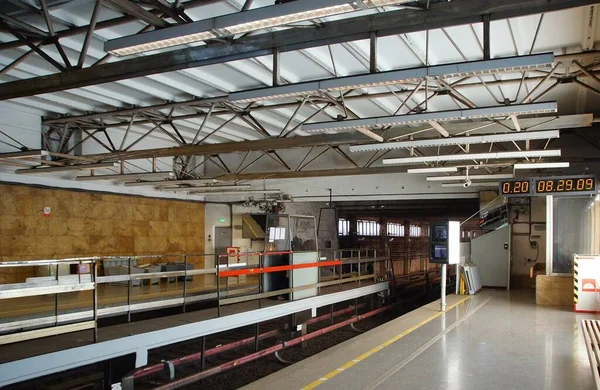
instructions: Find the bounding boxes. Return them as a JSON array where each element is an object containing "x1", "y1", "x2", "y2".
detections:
[
  {"x1": 0, "y1": 257, "x2": 99, "y2": 344},
  {"x1": 0, "y1": 249, "x2": 392, "y2": 344},
  {"x1": 216, "y1": 248, "x2": 391, "y2": 307}
]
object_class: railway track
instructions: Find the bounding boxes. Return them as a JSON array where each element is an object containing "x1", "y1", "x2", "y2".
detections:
[{"x1": 4, "y1": 278, "x2": 450, "y2": 390}]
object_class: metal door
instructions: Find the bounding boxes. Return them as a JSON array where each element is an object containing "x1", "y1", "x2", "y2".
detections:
[{"x1": 214, "y1": 227, "x2": 232, "y2": 257}]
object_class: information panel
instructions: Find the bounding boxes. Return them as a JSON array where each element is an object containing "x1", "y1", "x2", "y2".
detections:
[
  {"x1": 500, "y1": 179, "x2": 533, "y2": 197},
  {"x1": 429, "y1": 221, "x2": 460, "y2": 265},
  {"x1": 499, "y1": 175, "x2": 597, "y2": 197},
  {"x1": 534, "y1": 176, "x2": 596, "y2": 196}
]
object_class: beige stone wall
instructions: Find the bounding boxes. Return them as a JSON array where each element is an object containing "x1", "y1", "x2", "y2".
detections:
[{"x1": 0, "y1": 184, "x2": 206, "y2": 283}]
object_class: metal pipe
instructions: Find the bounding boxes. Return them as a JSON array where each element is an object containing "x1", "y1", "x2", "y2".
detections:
[
  {"x1": 182, "y1": 255, "x2": 188, "y2": 313},
  {"x1": 153, "y1": 305, "x2": 392, "y2": 389},
  {"x1": 200, "y1": 336, "x2": 206, "y2": 371},
  {"x1": 132, "y1": 329, "x2": 280, "y2": 380},
  {"x1": 93, "y1": 259, "x2": 98, "y2": 343},
  {"x1": 254, "y1": 323, "x2": 260, "y2": 352},
  {"x1": 440, "y1": 264, "x2": 447, "y2": 312},
  {"x1": 258, "y1": 253, "x2": 262, "y2": 309},
  {"x1": 216, "y1": 254, "x2": 221, "y2": 318},
  {"x1": 131, "y1": 304, "x2": 362, "y2": 381},
  {"x1": 127, "y1": 257, "x2": 132, "y2": 323},
  {"x1": 54, "y1": 264, "x2": 59, "y2": 326}
]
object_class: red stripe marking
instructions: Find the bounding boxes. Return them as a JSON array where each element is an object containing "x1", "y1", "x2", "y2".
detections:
[{"x1": 219, "y1": 260, "x2": 342, "y2": 277}]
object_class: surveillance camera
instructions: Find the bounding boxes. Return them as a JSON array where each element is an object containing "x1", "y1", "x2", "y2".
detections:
[{"x1": 463, "y1": 179, "x2": 472, "y2": 188}]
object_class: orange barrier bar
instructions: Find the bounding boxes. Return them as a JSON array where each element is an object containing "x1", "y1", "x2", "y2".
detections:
[{"x1": 219, "y1": 260, "x2": 342, "y2": 278}]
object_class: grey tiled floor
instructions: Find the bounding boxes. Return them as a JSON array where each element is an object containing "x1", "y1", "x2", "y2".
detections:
[{"x1": 245, "y1": 290, "x2": 599, "y2": 390}]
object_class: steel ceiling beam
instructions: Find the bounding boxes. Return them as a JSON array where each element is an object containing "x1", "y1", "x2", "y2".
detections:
[
  {"x1": 66, "y1": 114, "x2": 590, "y2": 167},
  {"x1": 40, "y1": 63, "x2": 600, "y2": 129},
  {"x1": 0, "y1": 0, "x2": 597, "y2": 100},
  {"x1": 86, "y1": 133, "x2": 369, "y2": 161},
  {"x1": 210, "y1": 166, "x2": 412, "y2": 181},
  {"x1": 0, "y1": 0, "x2": 219, "y2": 52},
  {"x1": 104, "y1": 0, "x2": 169, "y2": 28}
]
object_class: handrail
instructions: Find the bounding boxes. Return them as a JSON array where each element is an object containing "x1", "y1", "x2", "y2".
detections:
[
  {"x1": 0, "y1": 257, "x2": 99, "y2": 345},
  {"x1": 0, "y1": 249, "x2": 392, "y2": 338},
  {"x1": 0, "y1": 258, "x2": 100, "y2": 267}
]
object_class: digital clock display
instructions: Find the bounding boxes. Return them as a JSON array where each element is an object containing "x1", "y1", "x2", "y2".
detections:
[
  {"x1": 534, "y1": 176, "x2": 597, "y2": 196},
  {"x1": 499, "y1": 175, "x2": 597, "y2": 197},
  {"x1": 500, "y1": 179, "x2": 533, "y2": 197}
]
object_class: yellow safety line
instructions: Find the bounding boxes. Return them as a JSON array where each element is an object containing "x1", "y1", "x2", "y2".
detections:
[{"x1": 300, "y1": 296, "x2": 472, "y2": 390}]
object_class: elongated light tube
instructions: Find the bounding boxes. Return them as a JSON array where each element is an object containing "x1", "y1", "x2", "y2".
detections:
[
  {"x1": 106, "y1": 1, "x2": 425, "y2": 57},
  {"x1": 188, "y1": 189, "x2": 281, "y2": 195},
  {"x1": 368, "y1": 0, "x2": 415, "y2": 6},
  {"x1": 383, "y1": 149, "x2": 561, "y2": 165},
  {"x1": 124, "y1": 179, "x2": 222, "y2": 187},
  {"x1": 349, "y1": 130, "x2": 560, "y2": 153},
  {"x1": 427, "y1": 174, "x2": 514, "y2": 182},
  {"x1": 106, "y1": 0, "x2": 357, "y2": 56},
  {"x1": 219, "y1": 4, "x2": 355, "y2": 35},
  {"x1": 407, "y1": 167, "x2": 459, "y2": 174},
  {"x1": 107, "y1": 30, "x2": 216, "y2": 57},
  {"x1": 513, "y1": 162, "x2": 570, "y2": 170},
  {"x1": 161, "y1": 184, "x2": 252, "y2": 192},
  {"x1": 441, "y1": 182, "x2": 500, "y2": 188},
  {"x1": 15, "y1": 162, "x2": 118, "y2": 174},
  {"x1": 0, "y1": 150, "x2": 50, "y2": 160},
  {"x1": 303, "y1": 103, "x2": 558, "y2": 133},
  {"x1": 76, "y1": 172, "x2": 174, "y2": 181}
]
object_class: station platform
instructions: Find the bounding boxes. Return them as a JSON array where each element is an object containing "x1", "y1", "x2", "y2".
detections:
[
  {"x1": 0, "y1": 280, "x2": 388, "y2": 387},
  {"x1": 244, "y1": 290, "x2": 597, "y2": 390}
]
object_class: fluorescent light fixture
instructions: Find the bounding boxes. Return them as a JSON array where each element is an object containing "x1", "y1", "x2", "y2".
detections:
[
  {"x1": 407, "y1": 167, "x2": 459, "y2": 174},
  {"x1": 188, "y1": 189, "x2": 282, "y2": 195},
  {"x1": 0, "y1": 150, "x2": 50, "y2": 160},
  {"x1": 368, "y1": 0, "x2": 415, "y2": 6},
  {"x1": 124, "y1": 179, "x2": 221, "y2": 187},
  {"x1": 229, "y1": 54, "x2": 554, "y2": 103},
  {"x1": 106, "y1": 0, "x2": 358, "y2": 56},
  {"x1": 383, "y1": 149, "x2": 561, "y2": 165},
  {"x1": 441, "y1": 182, "x2": 499, "y2": 188},
  {"x1": 427, "y1": 54, "x2": 554, "y2": 78},
  {"x1": 229, "y1": 81, "x2": 322, "y2": 104},
  {"x1": 303, "y1": 103, "x2": 557, "y2": 133},
  {"x1": 513, "y1": 162, "x2": 570, "y2": 170},
  {"x1": 76, "y1": 172, "x2": 174, "y2": 181},
  {"x1": 15, "y1": 162, "x2": 118, "y2": 174},
  {"x1": 106, "y1": 29, "x2": 216, "y2": 57},
  {"x1": 217, "y1": 3, "x2": 355, "y2": 35},
  {"x1": 161, "y1": 184, "x2": 252, "y2": 192},
  {"x1": 349, "y1": 130, "x2": 560, "y2": 153},
  {"x1": 319, "y1": 67, "x2": 426, "y2": 93},
  {"x1": 427, "y1": 174, "x2": 514, "y2": 182}
]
